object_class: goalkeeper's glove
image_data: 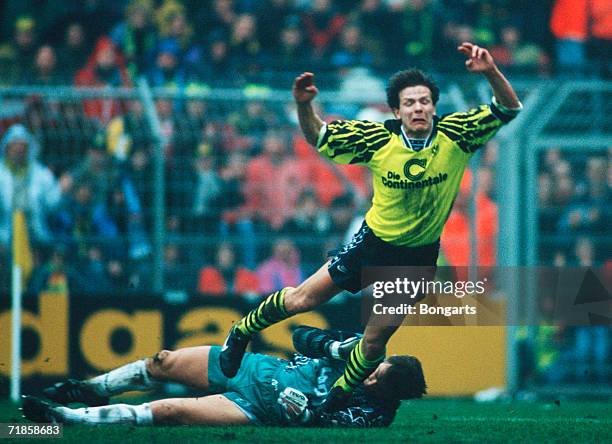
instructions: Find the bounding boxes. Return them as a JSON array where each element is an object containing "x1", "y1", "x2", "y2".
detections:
[
  {"x1": 315, "y1": 386, "x2": 352, "y2": 414},
  {"x1": 277, "y1": 387, "x2": 312, "y2": 425}
]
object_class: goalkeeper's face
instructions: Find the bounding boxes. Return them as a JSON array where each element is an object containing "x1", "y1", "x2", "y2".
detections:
[
  {"x1": 363, "y1": 356, "x2": 427, "y2": 401},
  {"x1": 393, "y1": 85, "x2": 436, "y2": 138}
]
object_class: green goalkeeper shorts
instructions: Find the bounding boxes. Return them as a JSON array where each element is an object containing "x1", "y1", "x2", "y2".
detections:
[{"x1": 208, "y1": 346, "x2": 285, "y2": 425}]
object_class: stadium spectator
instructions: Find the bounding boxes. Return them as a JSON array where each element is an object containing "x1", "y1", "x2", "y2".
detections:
[
  {"x1": 56, "y1": 22, "x2": 90, "y2": 80},
  {"x1": 255, "y1": 0, "x2": 296, "y2": 53},
  {"x1": 0, "y1": 124, "x2": 68, "y2": 249},
  {"x1": 243, "y1": 130, "x2": 309, "y2": 229},
  {"x1": 110, "y1": 0, "x2": 157, "y2": 81},
  {"x1": 50, "y1": 180, "x2": 118, "y2": 260},
  {"x1": 126, "y1": 147, "x2": 153, "y2": 229},
  {"x1": 190, "y1": 143, "x2": 222, "y2": 234},
  {"x1": 196, "y1": 0, "x2": 238, "y2": 40},
  {"x1": 147, "y1": 39, "x2": 191, "y2": 88},
  {"x1": 107, "y1": 99, "x2": 153, "y2": 162},
  {"x1": 551, "y1": 161, "x2": 576, "y2": 207},
  {"x1": 330, "y1": 24, "x2": 375, "y2": 72},
  {"x1": 215, "y1": 151, "x2": 257, "y2": 268},
  {"x1": 57, "y1": 102, "x2": 101, "y2": 173},
  {"x1": 75, "y1": 37, "x2": 131, "y2": 123},
  {"x1": 301, "y1": 0, "x2": 347, "y2": 61},
  {"x1": 257, "y1": 238, "x2": 303, "y2": 295},
  {"x1": 155, "y1": 97, "x2": 177, "y2": 147},
  {"x1": 348, "y1": 0, "x2": 398, "y2": 67},
  {"x1": 228, "y1": 14, "x2": 265, "y2": 76},
  {"x1": 106, "y1": 171, "x2": 151, "y2": 261},
  {"x1": 196, "y1": 242, "x2": 260, "y2": 297},
  {"x1": 68, "y1": 131, "x2": 122, "y2": 206},
  {"x1": 199, "y1": 29, "x2": 241, "y2": 86},
  {"x1": 570, "y1": 237, "x2": 610, "y2": 382},
  {"x1": 282, "y1": 189, "x2": 331, "y2": 270},
  {"x1": 155, "y1": 0, "x2": 202, "y2": 76},
  {"x1": 12, "y1": 16, "x2": 39, "y2": 80},
  {"x1": 228, "y1": 101, "x2": 281, "y2": 145},
  {"x1": 28, "y1": 245, "x2": 70, "y2": 295},
  {"x1": 173, "y1": 94, "x2": 210, "y2": 160},
  {"x1": 24, "y1": 45, "x2": 65, "y2": 85},
  {"x1": 0, "y1": 45, "x2": 19, "y2": 85},
  {"x1": 163, "y1": 242, "x2": 196, "y2": 292},
  {"x1": 489, "y1": 25, "x2": 549, "y2": 75},
  {"x1": 441, "y1": 169, "x2": 498, "y2": 267},
  {"x1": 437, "y1": 23, "x2": 476, "y2": 72},
  {"x1": 71, "y1": 245, "x2": 116, "y2": 295},
  {"x1": 328, "y1": 194, "x2": 357, "y2": 237},
  {"x1": 549, "y1": 0, "x2": 588, "y2": 75},
  {"x1": 398, "y1": 0, "x2": 437, "y2": 68},
  {"x1": 538, "y1": 172, "x2": 558, "y2": 233},
  {"x1": 273, "y1": 16, "x2": 313, "y2": 71}
]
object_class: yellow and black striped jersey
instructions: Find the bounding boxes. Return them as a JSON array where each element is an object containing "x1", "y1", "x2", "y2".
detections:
[{"x1": 317, "y1": 103, "x2": 519, "y2": 246}]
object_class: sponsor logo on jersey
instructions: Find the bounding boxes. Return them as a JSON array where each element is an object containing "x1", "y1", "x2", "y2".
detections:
[
  {"x1": 403, "y1": 158, "x2": 427, "y2": 181},
  {"x1": 381, "y1": 170, "x2": 448, "y2": 190}
]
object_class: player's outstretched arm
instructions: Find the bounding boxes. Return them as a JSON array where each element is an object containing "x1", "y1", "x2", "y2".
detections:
[
  {"x1": 457, "y1": 42, "x2": 521, "y2": 110},
  {"x1": 293, "y1": 72, "x2": 325, "y2": 146}
]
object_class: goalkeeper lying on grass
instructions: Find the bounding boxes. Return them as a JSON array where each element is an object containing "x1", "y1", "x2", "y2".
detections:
[{"x1": 22, "y1": 326, "x2": 426, "y2": 427}]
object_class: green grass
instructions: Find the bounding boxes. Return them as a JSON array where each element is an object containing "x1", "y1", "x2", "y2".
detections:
[{"x1": 1, "y1": 398, "x2": 611, "y2": 443}]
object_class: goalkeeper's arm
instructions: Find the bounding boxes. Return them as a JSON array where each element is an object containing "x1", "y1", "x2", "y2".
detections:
[
  {"x1": 278, "y1": 387, "x2": 393, "y2": 428},
  {"x1": 292, "y1": 326, "x2": 362, "y2": 361}
]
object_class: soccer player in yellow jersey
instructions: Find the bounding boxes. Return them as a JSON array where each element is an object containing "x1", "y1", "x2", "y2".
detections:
[{"x1": 220, "y1": 42, "x2": 522, "y2": 411}]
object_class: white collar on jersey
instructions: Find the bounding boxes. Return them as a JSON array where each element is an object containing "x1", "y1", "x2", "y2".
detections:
[{"x1": 400, "y1": 124, "x2": 434, "y2": 152}]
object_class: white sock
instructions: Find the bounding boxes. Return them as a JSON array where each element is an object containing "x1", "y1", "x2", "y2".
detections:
[
  {"x1": 88, "y1": 360, "x2": 158, "y2": 396},
  {"x1": 329, "y1": 341, "x2": 342, "y2": 360},
  {"x1": 57, "y1": 403, "x2": 154, "y2": 426}
]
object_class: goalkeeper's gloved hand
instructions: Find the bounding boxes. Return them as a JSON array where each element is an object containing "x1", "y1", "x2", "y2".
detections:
[
  {"x1": 315, "y1": 386, "x2": 352, "y2": 415},
  {"x1": 277, "y1": 387, "x2": 312, "y2": 425}
]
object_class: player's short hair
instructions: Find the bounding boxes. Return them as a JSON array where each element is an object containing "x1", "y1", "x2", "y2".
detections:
[
  {"x1": 379, "y1": 355, "x2": 427, "y2": 400},
  {"x1": 386, "y1": 69, "x2": 440, "y2": 109}
]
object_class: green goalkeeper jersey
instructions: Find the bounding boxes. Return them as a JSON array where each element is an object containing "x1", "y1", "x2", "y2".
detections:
[{"x1": 317, "y1": 103, "x2": 519, "y2": 247}]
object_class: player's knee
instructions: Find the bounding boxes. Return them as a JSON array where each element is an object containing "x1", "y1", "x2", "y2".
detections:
[
  {"x1": 147, "y1": 350, "x2": 175, "y2": 378},
  {"x1": 361, "y1": 336, "x2": 386, "y2": 361},
  {"x1": 151, "y1": 400, "x2": 186, "y2": 425}
]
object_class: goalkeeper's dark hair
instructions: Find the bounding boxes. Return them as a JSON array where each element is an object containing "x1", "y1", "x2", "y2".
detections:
[
  {"x1": 378, "y1": 355, "x2": 427, "y2": 400},
  {"x1": 386, "y1": 69, "x2": 440, "y2": 109}
]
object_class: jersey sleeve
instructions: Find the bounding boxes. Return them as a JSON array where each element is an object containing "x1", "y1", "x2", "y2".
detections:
[
  {"x1": 317, "y1": 120, "x2": 391, "y2": 165},
  {"x1": 311, "y1": 405, "x2": 395, "y2": 428},
  {"x1": 437, "y1": 101, "x2": 520, "y2": 153}
]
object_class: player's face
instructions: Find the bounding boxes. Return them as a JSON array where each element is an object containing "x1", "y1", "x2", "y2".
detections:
[{"x1": 394, "y1": 85, "x2": 436, "y2": 138}]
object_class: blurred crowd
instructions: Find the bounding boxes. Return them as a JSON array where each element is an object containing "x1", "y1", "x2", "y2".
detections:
[
  {"x1": 0, "y1": 92, "x2": 371, "y2": 298},
  {"x1": 538, "y1": 148, "x2": 611, "y2": 267},
  {"x1": 0, "y1": 0, "x2": 611, "y2": 89}
]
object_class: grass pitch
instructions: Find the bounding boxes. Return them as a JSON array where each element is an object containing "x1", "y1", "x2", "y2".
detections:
[{"x1": 1, "y1": 398, "x2": 611, "y2": 443}]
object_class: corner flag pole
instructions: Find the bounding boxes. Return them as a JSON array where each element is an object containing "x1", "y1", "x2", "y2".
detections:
[
  {"x1": 10, "y1": 263, "x2": 22, "y2": 402},
  {"x1": 10, "y1": 209, "x2": 31, "y2": 403}
]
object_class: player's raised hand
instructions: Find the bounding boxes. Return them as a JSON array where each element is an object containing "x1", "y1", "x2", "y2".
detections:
[
  {"x1": 457, "y1": 42, "x2": 496, "y2": 74},
  {"x1": 293, "y1": 72, "x2": 319, "y2": 103}
]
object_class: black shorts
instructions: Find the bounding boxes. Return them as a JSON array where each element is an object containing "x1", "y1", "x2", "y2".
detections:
[{"x1": 328, "y1": 221, "x2": 440, "y2": 294}]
